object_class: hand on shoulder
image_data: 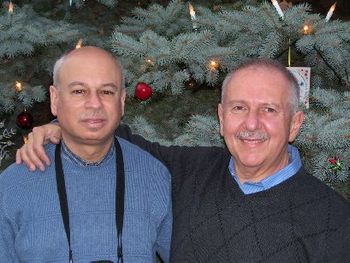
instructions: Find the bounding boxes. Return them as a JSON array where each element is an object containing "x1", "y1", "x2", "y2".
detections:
[{"x1": 16, "y1": 123, "x2": 62, "y2": 171}]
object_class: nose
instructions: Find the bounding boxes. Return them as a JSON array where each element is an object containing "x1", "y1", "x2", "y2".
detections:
[
  {"x1": 85, "y1": 91, "x2": 102, "y2": 109},
  {"x1": 244, "y1": 110, "x2": 260, "y2": 131}
]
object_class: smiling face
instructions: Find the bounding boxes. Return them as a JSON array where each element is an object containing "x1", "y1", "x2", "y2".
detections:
[
  {"x1": 50, "y1": 47, "x2": 126, "y2": 158},
  {"x1": 218, "y1": 66, "x2": 304, "y2": 181}
]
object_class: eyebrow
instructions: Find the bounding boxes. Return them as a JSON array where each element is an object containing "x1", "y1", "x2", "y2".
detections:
[
  {"x1": 67, "y1": 81, "x2": 120, "y2": 90},
  {"x1": 223, "y1": 100, "x2": 246, "y2": 106},
  {"x1": 101, "y1": 83, "x2": 120, "y2": 90},
  {"x1": 224, "y1": 100, "x2": 281, "y2": 108}
]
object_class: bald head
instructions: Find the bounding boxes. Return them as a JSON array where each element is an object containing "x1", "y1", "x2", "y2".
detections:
[{"x1": 53, "y1": 46, "x2": 125, "y2": 89}]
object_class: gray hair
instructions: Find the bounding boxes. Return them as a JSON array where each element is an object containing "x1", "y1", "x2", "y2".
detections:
[
  {"x1": 221, "y1": 58, "x2": 300, "y2": 113},
  {"x1": 52, "y1": 47, "x2": 125, "y2": 90}
]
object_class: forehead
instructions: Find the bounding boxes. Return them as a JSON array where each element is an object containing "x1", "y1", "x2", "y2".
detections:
[
  {"x1": 58, "y1": 50, "x2": 122, "y2": 85},
  {"x1": 225, "y1": 67, "x2": 290, "y2": 101}
]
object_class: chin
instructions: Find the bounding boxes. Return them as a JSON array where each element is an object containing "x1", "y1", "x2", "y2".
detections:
[
  {"x1": 77, "y1": 132, "x2": 110, "y2": 142},
  {"x1": 236, "y1": 155, "x2": 265, "y2": 168}
]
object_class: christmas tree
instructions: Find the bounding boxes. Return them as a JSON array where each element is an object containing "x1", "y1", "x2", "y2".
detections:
[
  {"x1": 0, "y1": 0, "x2": 349, "y2": 197},
  {"x1": 0, "y1": 120, "x2": 15, "y2": 167},
  {"x1": 0, "y1": 0, "x2": 115, "y2": 166},
  {"x1": 112, "y1": 0, "x2": 350, "y2": 187}
]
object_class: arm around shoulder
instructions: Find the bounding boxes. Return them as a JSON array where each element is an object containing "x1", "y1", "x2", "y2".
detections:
[{"x1": 116, "y1": 124, "x2": 186, "y2": 169}]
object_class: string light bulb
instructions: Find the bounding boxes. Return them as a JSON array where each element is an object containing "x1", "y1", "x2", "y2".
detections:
[
  {"x1": 209, "y1": 60, "x2": 220, "y2": 70},
  {"x1": 23, "y1": 134, "x2": 28, "y2": 144},
  {"x1": 303, "y1": 24, "x2": 312, "y2": 35},
  {"x1": 75, "y1": 39, "x2": 83, "y2": 49},
  {"x1": 145, "y1": 58, "x2": 155, "y2": 66},
  {"x1": 15, "y1": 81, "x2": 23, "y2": 92}
]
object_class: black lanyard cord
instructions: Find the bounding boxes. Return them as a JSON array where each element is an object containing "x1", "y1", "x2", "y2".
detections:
[
  {"x1": 55, "y1": 142, "x2": 73, "y2": 262},
  {"x1": 115, "y1": 139, "x2": 125, "y2": 263},
  {"x1": 55, "y1": 139, "x2": 125, "y2": 263}
]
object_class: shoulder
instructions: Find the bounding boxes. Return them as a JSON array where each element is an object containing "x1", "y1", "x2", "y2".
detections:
[
  {"x1": 292, "y1": 169, "x2": 350, "y2": 211},
  {"x1": 0, "y1": 143, "x2": 56, "y2": 191},
  {"x1": 299, "y1": 170, "x2": 346, "y2": 197}
]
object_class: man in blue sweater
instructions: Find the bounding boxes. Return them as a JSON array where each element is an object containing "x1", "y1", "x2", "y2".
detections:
[
  {"x1": 0, "y1": 47, "x2": 172, "y2": 262},
  {"x1": 15, "y1": 58, "x2": 350, "y2": 262}
]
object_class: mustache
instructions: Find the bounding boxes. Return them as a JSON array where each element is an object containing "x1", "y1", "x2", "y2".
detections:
[
  {"x1": 80, "y1": 111, "x2": 107, "y2": 119},
  {"x1": 236, "y1": 131, "x2": 268, "y2": 140}
]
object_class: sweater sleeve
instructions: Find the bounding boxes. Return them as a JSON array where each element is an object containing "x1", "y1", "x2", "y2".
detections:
[
  {"x1": 115, "y1": 124, "x2": 223, "y2": 195},
  {"x1": 0, "y1": 188, "x2": 19, "y2": 262},
  {"x1": 149, "y1": 162, "x2": 172, "y2": 263},
  {"x1": 116, "y1": 124, "x2": 184, "y2": 170},
  {"x1": 154, "y1": 195, "x2": 172, "y2": 263}
]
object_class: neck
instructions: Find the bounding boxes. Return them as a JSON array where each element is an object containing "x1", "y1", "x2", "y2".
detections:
[
  {"x1": 62, "y1": 136, "x2": 114, "y2": 163},
  {"x1": 234, "y1": 153, "x2": 290, "y2": 183}
]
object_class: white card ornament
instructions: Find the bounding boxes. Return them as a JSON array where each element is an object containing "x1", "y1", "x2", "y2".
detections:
[{"x1": 287, "y1": 67, "x2": 311, "y2": 108}]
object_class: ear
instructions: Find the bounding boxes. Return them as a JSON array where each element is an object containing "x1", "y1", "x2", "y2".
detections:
[
  {"x1": 120, "y1": 88, "x2": 126, "y2": 117},
  {"x1": 288, "y1": 111, "x2": 304, "y2": 142},
  {"x1": 218, "y1": 103, "x2": 224, "y2": 136},
  {"x1": 49, "y1": 85, "x2": 59, "y2": 116}
]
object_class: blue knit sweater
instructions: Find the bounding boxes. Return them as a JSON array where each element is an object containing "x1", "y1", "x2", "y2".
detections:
[{"x1": 0, "y1": 137, "x2": 172, "y2": 262}]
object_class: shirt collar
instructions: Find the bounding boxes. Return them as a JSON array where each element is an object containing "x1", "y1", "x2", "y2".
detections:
[{"x1": 229, "y1": 145, "x2": 302, "y2": 194}]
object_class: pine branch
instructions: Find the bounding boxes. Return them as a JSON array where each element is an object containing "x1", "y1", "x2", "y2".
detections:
[{"x1": 314, "y1": 45, "x2": 344, "y2": 84}]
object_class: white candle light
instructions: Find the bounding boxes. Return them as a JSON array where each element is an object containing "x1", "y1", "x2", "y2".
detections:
[
  {"x1": 188, "y1": 3, "x2": 198, "y2": 30},
  {"x1": 188, "y1": 3, "x2": 196, "y2": 20},
  {"x1": 325, "y1": 2, "x2": 336, "y2": 22},
  {"x1": 8, "y1": 1, "x2": 13, "y2": 24},
  {"x1": 270, "y1": 0, "x2": 284, "y2": 19},
  {"x1": 8, "y1": 1, "x2": 14, "y2": 13}
]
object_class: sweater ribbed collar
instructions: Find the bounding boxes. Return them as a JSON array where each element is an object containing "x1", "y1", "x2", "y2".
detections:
[{"x1": 61, "y1": 140, "x2": 115, "y2": 167}]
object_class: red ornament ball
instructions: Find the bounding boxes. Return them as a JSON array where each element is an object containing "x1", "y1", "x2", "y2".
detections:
[
  {"x1": 16, "y1": 111, "x2": 33, "y2": 129},
  {"x1": 135, "y1": 82, "x2": 153, "y2": 101}
]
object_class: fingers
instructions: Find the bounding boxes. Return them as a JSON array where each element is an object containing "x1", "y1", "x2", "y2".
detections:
[
  {"x1": 15, "y1": 145, "x2": 42, "y2": 172},
  {"x1": 41, "y1": 123, "x2": 62, "y2": 145},
  {"x1": 15, "y1": 123, "x2": 62, "y2": 171},
  {"x1": 15, "y1": 127, "x2": 51, "y2": 171}
]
